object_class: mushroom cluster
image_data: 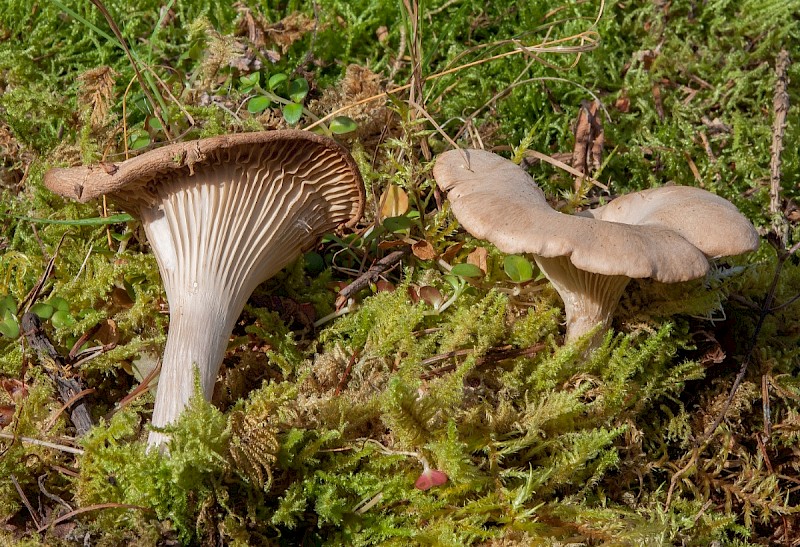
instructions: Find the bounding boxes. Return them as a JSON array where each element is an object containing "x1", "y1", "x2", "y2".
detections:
[
  {"x1": 45, "y1": 130, "x2": 364, "y2": 448},
  {"x1": 433, "y1": 148, "x2": 759, "y2": 346}
]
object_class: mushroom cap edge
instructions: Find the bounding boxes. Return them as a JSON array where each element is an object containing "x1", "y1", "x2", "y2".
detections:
[{"x1": 44, "y1": 129, "x2": 365, "y2": 229}]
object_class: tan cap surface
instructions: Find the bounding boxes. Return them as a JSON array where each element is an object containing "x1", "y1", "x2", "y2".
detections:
[{"x1": 433, "y1": 149, "x2": 758, "y2": 283}]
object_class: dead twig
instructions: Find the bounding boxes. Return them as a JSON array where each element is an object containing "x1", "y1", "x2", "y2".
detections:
[
  {"x1": 11, "y1": 474, "x2": 41, "y2": 529},
  {"x1": 335, "y1": 250, "x2": 409, "y2": 309},
  {"x1": 334, "y1": 349, "x2": 360, "y2": 396},
  {"x1": 17, "y1": 234, "x2": 67, "y2": 315},
  {"x1": 37, "y1": 503, "x2": 153, "y2": 533},
  {"x1": 104, "y1": 359, "x2": 161, "y2": 421},
  {"x1": 0, "y1": 432, "x2": 84, "y2": 455},
  {"x1": 770, "y1": 49, "x2": 790, "y2": 247},
  {"x1": 402, "y1": 0, "x2": 431, "y2": 162},
  {"x1": 521, "y1": 149, "x2": 609, "y2": 191},
  {"x1": 21, "y1": 313, "x2": 93, "y2": 436},
  {"x1": 420, "y1": 343, "x2": 546, "y2": 380},
  {"x1": 38, "y1": 474, "x2": 73, "y2": 513},
  {"x1": 43, "y1": 388, "x2": 97, "y2": 433}
]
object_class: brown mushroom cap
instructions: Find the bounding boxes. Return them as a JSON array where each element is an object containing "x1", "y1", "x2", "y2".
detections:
[
  {"x1": 44, "y1": 129, "x2": 364, "y2": 226},
  {"x1": 44, "y1": 130, "x2": 365, "y2": 448}
]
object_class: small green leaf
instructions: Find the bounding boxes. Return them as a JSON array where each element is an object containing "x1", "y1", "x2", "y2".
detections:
[
  {"x1": 51, "y1": 310, "x2": 76, "y2": 330},
  {"x1": 1, "y1": 308, "x2": 18, "y2": 338},
  {"x1": 0, "y1": 319, "x2": 19, "y2": 339},
  {"x1": 239, "y1": 72, "x2": 260, "y2": 93},
  {"x1": 48, "y1": 297, "x2": 70, "y2": 313},
  {"x1": 443, "y1": 274, "x2": 462, "y2": 291},
  {"x1": 146, "y1": 116, "x2": 163, "y2": 132},
  {"x1": 504, "y1": 255, "x2": 534, "y2": 283},
  {"x1": 288, "y1": 78, "x2": 309, "y2": 102},
  {"x1": 111, "y1": 230, "x2": 133, "y2": 243},
  {"x1": 282, "y1": 102, "x2": 303, "y2": 125},
  {"x1": 382, "y1": 215, "x2": 413, "y2": 233},
  {"x1": 129, "y1": 130, "x2": 151, "y2": 150},
  {"x1": 247, "y1": 95, "x2": 272, "y2": 114},
  {"x1": 268, "y1": 73, "x2": 288, "y2": 91},
  {"x1": 0, "y1": 295, "x2": 15, "y2": 315},
  {"x1": 330, "y1": 116, "x2": 357, "y2": 134},
  {"x1": 30, "y1": 303, "x2": 54, "y2": 319},
  {"x1": 450, "y1": 263, "x2": 484, "y2": 279}
]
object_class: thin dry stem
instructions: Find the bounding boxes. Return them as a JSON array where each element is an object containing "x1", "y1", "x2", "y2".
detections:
[
  {"x1": 304, "y1": 29, "x2": 600, "y2": 132},
  {"x1": 770, "y1": 49, "x2": 790, "y2": 246},
  {"x1": 524, "y1": 148, "x2": 608, "y2": 191},
  {"x1": 11, "y1": 474, "x2": 41, "y2": 529},
  {"x1": 0, "y1": 432, "x2": 85, "y2": 455},
  {"x1": 88, "y1": 0, "x2": 172, "y2": 140},
  {"x1": 37, "y1": 503, "x2": 152, "y2": 533}
]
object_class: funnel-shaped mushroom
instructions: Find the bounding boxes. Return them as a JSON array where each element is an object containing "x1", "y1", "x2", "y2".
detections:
[
  {"x1": 45, "y1": 131, "x2": 364, "y2": 447},
  {"x1": 433, "y1": 149, "x2": 758, "y2": 346}
]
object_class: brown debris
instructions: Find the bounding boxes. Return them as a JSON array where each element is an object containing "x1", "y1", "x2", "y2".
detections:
[
  {"x1": 21, "y1": 313, "x2": 93, "y2": 437},
  {"x1": 77, "y1": 66, "x2": 117, "y2": 130},
  {"x1": 235, "y1": 4, "x2": 316, "y2": 53},
  {"x1": 0, "y1": 404, "x2": 14, "y2": 427},
  {"x1": 651, "y1": 84, "x2": 665, "y2": 121},
  {"x1": 0, "y1": 123, "x2": 32, "y2": 192},
  {"x1": 335, "y1": 249, "x2": 408, "y2": 309},
  {"x1": 376, "y1": 26, "x2": 389, "y2": 43},
  {"x1": 1, "y1": 379, "x2": 28, "y2": 401},
  {"x1": 315, "y1": 64, "x2": 393, "y2": 139},
  {"x1": 614, "y1": 92, "x2": 630, "y2": 113},
  {"x1": 265, "y1": 12, "x2": 316, "y2": 53},
  {"x1": 571, "y1": 100, "x2": 604, "y2": 185},
  {"x1": 228, "y1": 410, "x2": 279, "y2": 489},
  {"x1": 701, "y1": 116, "x2": 732, "y2": 135},
  {"x1": 235, "y1": 2, "x2": 267, "y2": 48},
  {"x1": 467, "y1": 247, "x2": 488, "y2": 275},
  {"x1": 411, "y1": 240, "x2": 436, "y2": 261}
]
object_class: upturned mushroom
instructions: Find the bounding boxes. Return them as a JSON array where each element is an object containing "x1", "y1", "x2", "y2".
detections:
[
  {"x1": 45, "y1": 130, "x2": 364, "y2": 447},
  {"x1": 433, "y1": 148, "x2": 759, "y2": 346}
]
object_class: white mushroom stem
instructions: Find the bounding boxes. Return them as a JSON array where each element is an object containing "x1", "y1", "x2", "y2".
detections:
[
  {"x1": 148, "y1": 290, "x2": 236, "y2": 448},
  {"x1": 535, "y1": 256, "x2": 630, "y2": 345}
]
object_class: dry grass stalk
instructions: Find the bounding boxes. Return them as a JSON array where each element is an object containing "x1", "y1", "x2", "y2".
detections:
[{"x1": 770, "y1": 49, "x2": 790, "y2": 246}]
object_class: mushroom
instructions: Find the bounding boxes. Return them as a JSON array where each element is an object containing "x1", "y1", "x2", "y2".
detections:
[
  {"x1": 45, "y1": 130, "x2": 364, "y2": 447},
  {"x1": 433, "y1": 148, "x2": 759, "y2": 346}
]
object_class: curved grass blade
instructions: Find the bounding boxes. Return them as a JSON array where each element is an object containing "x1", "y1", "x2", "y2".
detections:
[{"x1": 1, "y1": 213, "x2": 134, "y2": 226}]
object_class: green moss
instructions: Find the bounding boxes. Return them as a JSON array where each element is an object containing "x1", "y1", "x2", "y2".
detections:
[{"x1": 0, "y1": 0, "x2": 797, "y2": 544}]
